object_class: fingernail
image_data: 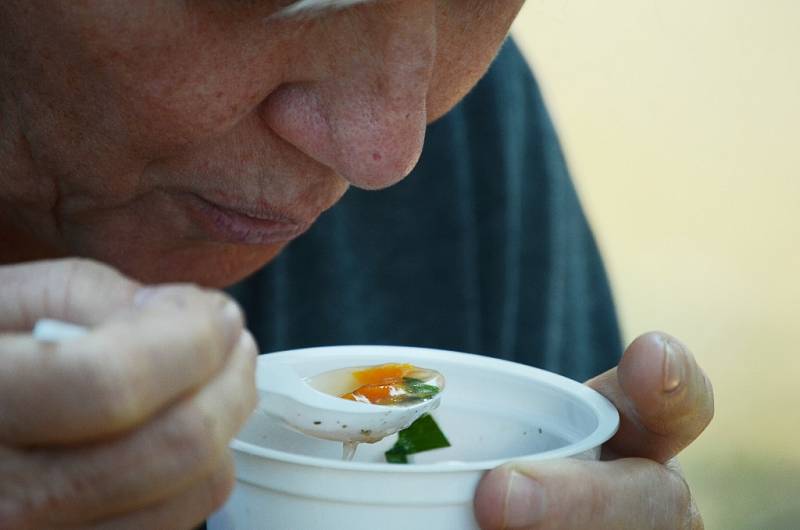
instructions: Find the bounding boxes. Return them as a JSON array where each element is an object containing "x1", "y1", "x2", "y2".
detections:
[
  {"x1": 662, "y1": 339, "x2": 685, "y2": 392},
  {"x1": 503, "y1": 471, "x2": 547, "y2": 528}
]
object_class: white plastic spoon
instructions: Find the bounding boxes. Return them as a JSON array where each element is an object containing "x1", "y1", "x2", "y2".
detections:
[
  {"x1": 32, "y1": 319, "x2": 89, "y2": 342},
  {"x1": 31, "y1": 319, "x2": 444, "y2": 450},
  {"x1": 257, "y1": 355, "x2": 444, "y2": 446}
]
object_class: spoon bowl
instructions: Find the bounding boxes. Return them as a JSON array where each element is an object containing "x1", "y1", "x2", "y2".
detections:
[{"x1": 258, "y1": 356, "x2": 443, "y2": 443}]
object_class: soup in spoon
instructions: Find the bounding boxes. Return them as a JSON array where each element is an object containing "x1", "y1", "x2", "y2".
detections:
[{"x1": 307, "y1": 363, "x2": 445, "y2": 460}]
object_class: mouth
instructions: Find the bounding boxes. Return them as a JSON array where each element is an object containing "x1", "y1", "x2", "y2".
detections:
[{"x1": 182, "y1": 192, "x2": 313, "y2": 245}]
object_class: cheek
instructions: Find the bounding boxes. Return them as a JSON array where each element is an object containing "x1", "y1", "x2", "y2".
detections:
[
  {"x1": 54, "y1": 1, "x2": 294, "y2": 162},
  {"x1": 426, "y1": 0, "x2": 525, "y2": 121},
  {"x1": 95, "y1": 33, "x2": 287, "y2": 158},
  {"x1": 22, "y1": 3, "x2": 304, "y2": 211}
]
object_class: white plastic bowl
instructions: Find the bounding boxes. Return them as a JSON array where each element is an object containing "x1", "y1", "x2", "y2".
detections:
[{"x1": 209, "y1": 346, "x2": 619, "y2": 530}]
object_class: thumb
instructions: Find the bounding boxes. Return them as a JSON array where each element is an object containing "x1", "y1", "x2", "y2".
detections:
[
  {"x1": 474, "y1": 458, "x2": 692, "y2": 530},
  {"x1": 587, "y1": 332, "x2": 714, "y2": 463},
  {"x1": 0, "y1": 258, "x2": 140, "y2": 331}
]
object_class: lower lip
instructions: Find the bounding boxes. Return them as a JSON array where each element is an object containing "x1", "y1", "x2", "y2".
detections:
[{"x1": 184, "y1": 194, "x2": 309, "y2": 245}]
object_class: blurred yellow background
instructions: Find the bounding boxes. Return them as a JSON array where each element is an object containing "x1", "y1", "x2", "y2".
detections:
[{"x1": 512, "y1": 1, "x2": 799, "y2": 528}]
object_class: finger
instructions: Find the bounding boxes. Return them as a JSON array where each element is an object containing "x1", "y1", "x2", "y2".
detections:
[
  {"x1": 0, "y1": 284, "x2": 245, "y2": 445},
  {"x1": 586, "y1": 332, "x2": 714, "y2": 463},
  {"x1": 0, "y1": 258, "x2": 139, "y2": 331},
  {"x1": 474, "y1": 458, "x2": 695, "y2": 530},
  {"x1": 7, "y1": 332, "x2": 255, "y2": 527},
  {"x1": 666, "y1": 459, "x2": 705, "y2": 530},
  {"x1": 78, "y1": 452, "x2": 235, "y2": 530}
]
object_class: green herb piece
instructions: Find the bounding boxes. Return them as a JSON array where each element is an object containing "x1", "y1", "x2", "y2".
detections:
[
  {"x1": 402, "y1": 377, "x2": 441, "y2": 400},
  {"x1": 384, "y1": 413, "x2": 450, "y2": 464},
  {"x1": 384, "y1": 448, "x2": 409, "y2": 464}
]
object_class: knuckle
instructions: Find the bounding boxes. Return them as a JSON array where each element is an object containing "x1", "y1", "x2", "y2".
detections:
[
  {"x1": 139, "y1": 283, "x2": 207, "y2": 312},
  {"x1": 185, "y1": 313, "x2": 221, "y2": 359},
  {"x1": 78, "y1": 357, "x2": 141, "y2": 430},
  {"x1": 181, "y1": 283, "x2": 216, "y2": 306},
  {"x1": 180, "y1": 289, "x2": 238, "y2": 348},
  {"x1": 36, "y1": 469, "x2": 95, "y2": 525},
  {"x1": 205, "y1": 288, "x2": 235, "y2": 310},
  {"x1": 55, "y1": 258, "x2": 135, "y2": 317},
  {"x1": 165, "y1": 406, "x2": 224, "y2": 469},
  {"x1": 3, "y1": 452, "x2": 103, "y2": 530},
  {"x1": 50, "y1": 258, "x2": 101, "y2": 315},
  {"x1": 190, "y1": 316, "x2": 236, "y2": 374},
  {"x1": 162, "y1": 283, "x2": 228, "y2": 310},
  {"x1": 59, "y1": 257, "x2": 120, "y2": 295},
  {"x1": 142, "y1": 286, "x2": 240, "y2": 358}
]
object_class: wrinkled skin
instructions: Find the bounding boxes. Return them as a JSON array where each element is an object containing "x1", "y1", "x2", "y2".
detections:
[
  {"x1": 0, "y1": 0, "x2": 523, "y2": 286},
  {"x1": 0, "y1": 2, "x2": 713, "y2": 529}
]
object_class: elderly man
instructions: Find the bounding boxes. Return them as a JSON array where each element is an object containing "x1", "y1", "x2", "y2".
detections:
[{"x1": 0, "y1": 1, "x2": 713, "y2": 529}]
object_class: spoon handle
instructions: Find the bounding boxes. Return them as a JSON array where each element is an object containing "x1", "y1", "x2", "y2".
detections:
[{"x1": 32, "y1": 319, "x2": 88, "y2": 342}]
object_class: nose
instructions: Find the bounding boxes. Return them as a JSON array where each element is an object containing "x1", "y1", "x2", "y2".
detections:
[{"x1": 260, "y1": 3, "x2": 435, "y2": 190}]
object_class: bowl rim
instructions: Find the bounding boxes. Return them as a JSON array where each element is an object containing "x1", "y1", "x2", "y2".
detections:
[{"x1": 231, "y1": 345, "x2": 619, "y2": 473}]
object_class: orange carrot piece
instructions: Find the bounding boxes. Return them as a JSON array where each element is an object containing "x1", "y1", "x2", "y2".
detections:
[
  {"x1": 352, "y1": 384, "x2": 396, "y2": 404},
  {"x1": 352, "y1": 363, "x2": 414, "y2": 386}
]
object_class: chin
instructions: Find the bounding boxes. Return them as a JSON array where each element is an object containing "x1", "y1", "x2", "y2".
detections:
[{"x1": 94, "y1": 242, "x2": 285, "y2": 288}]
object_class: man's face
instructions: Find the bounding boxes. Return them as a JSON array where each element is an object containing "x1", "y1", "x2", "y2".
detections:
[{"x1": 0, "y1": 1, "x2": 524, "y2": 286}]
